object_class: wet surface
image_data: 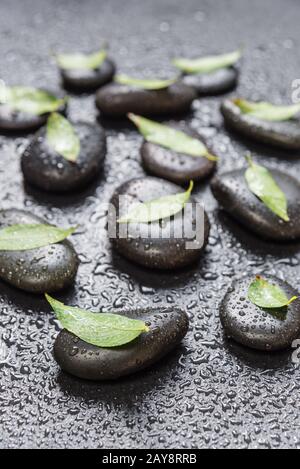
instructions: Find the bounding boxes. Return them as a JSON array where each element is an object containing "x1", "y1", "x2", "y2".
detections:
[{"x1": 0, "y1": 0, "x2": 300, "y2": 450}]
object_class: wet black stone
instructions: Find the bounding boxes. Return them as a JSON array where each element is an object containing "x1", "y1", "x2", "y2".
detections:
[
  {"x1": 21, "y1": 122, "x2": 106, "y2": 192},
  {"x1": 220, "y1": 275, "x2": 300, "y2": 351},
  {"x1": 109, "y1": 177, "x2": 210, "y2": 270},
  {"x1": 182, "y1": 67, "x2": 238, "y2": 96},
  {"x1": 221, "y1": 99, "x2": 300, "y2": 150},
  {"x1": 54, "y1": 306, "x2": 189, "y2": 380},
  {"x1": 0, "y1": 209, "x2": 79, "y2": 293},
  {"x1": 211, "y1": 168, "x2": 300, "y2": 241},
  {"x1": 141, "y1": 126, "x2": 216, "y2": 184},
  {"x1": 0, "y1": 91, "x2": 67, "y2": 133},
  {"x1": 60, "y1": 58, "x2": 116, "y2": 92},
  {"x1": 95, "y1": 82, "x2": 197, "y2": 117}
]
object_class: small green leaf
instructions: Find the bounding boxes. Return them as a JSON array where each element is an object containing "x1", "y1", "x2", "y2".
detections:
[
  {"x1": 0, "y1": 224, "x2": 76, "y2": 251},
  {"x1": 118, "y1": 181, "x2": 194, "y2": 224},
  {"x1": 46, "y1": 113, "x2": 80, "y2": 162},
  {"x1": 172, "y1": 49, "x2": 242, "y2": 74},
  {"x1": 245, "y1": 156, "x2": 289, "y2": 222},
  {"x1": 234, "y1": 98, "x2": 300, "y2": 122},
  {"x1": 56, "y1": 49, "x2": 107, "y2": 70},
  {"x1": 0, "y1": 85, "x2": 66, "y2": 116},
  {"x1": 248, "y1": 276, "x2": 298, "y2": 309},
  {"x1": 115, "y1": 74, "x2": 177, "y2": 90},
  {"x1": 46, "y1": 294, "x2": 149, "y2": 348},
  {"x1": 128, "y1": 113, "x2": 218, "y2": 161}
]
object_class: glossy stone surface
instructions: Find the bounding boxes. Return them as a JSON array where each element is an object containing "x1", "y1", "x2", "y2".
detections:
[
  {"x1": 54, "y1": 306, "x2": 189, "y2": 380},
  {"x1": 220, "y1": 275, "x2": 300, "y2": 351},
  {"x1": 221, "y1": 99, "x2": 300, "y2": 150},
  {"x1": 182, "y1": 67, "x2": 239, "y2": 96},
  {"x1": 21, "y1": 122, "x2": 106, "y2": 192},
  {"x1": 0, "y1": 209, "x2": 78, "y2": 293},
  {"x1": 109, "y1": 177, "x2": 210, "y2": 269},
  {"x1": 141, "y1": 126, "x2": 216, "y2": 184},
  {"x1": 95, "y1": 82, "x2": 197, "y2": 117},
  {"x1": 60, "y1": 58, "x2": 116, "y2": 92},
  {"x1": 211, "y1": 168, "x2": 300, "y2": 241}
]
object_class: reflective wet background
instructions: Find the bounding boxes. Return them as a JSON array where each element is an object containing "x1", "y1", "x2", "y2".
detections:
[{"x1": 0, "y1": 0, "x2": 300, "y2": 449}]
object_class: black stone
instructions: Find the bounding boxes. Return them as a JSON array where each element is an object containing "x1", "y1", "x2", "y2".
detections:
[
  {"x1": 95, "y1": 82, "x2": 197, "y2": 117},
  {"x1": 141, "y1": 126, "x2": 216, "y2": 184},
  {"x1": 54, "y1": 306, "x2": 189, "y2": 380},
  {"x1": 221, "y1": 99, "x2": 300, "y2": 150},
  {"x1": 60, "y1": 58, "x2": 116, "y2": 92},
  {"x1": 0, "y1": 209, "x2": 79, "y2": 293},
  {"x1": 109, "y1": 177, "x2": 210, "y2": 269},
  {"x1": 21, "y1": 122, "x2": 106, "y2": 192},
  {"x1": 0, "y1": 90, "x2": 67, "y2": 133},
  {"x1": 211, "y1": 167, "x2": 300, "y2": 241},
  {"x1": 182, "y1": 67, "x2": 238, "y2": 96},
  {"x1": 220, "y1": 275, "x2": 300, "y2": 351}
]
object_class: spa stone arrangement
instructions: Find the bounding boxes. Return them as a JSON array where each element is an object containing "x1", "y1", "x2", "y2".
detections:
[{"x1": 1, "y1": 46, "x2": 300, "y2": 381}]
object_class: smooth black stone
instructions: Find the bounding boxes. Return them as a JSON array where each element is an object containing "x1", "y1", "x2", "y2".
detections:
[
  {"x1": 221, "y1": 99, "x2": 300, "y2": 150},
  {"x1": 54, "y1": 306, "x2": 189, "y2": 380},
  {"x1": 211, "y1": 168, "x2": 300, "y2": 241},
  {"x1": 95, "y1": 82, "x2": 197, "y2": 117},
  {"x1": 0, "y1": 209, "x2": 78, "y2": 293},
  {"x1": 0, "y1": 91, "x2": 67, "y2": 133},
  {"x1": 182, "y1": 67, "x2": 238, "y2": 96},
  {"x1": 21, "y1": 122, "x2": 106, "y2": 193},
  {"x1": 60, "y1": 58, "x2": 116, "y2": 92},
  {"x1": 141, "y1": 126, "x2": 216, "y2": 184},
  {"x1": 109, "y1": 177, "x2": 210, "y2": 270},
  {"x1": 220, "y1": 275, "x2": 300, "y2": 351}
]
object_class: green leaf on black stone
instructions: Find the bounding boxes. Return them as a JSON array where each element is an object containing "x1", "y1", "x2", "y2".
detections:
[
  {"x1": 0, "y1": 84, "x2": 66, "y2": 116},
  {"x1": 115, "y1": 74, "x2": 177, "y2": 90},
  {"x1": 234, "y1": 98, "x2": 300, "y2": 122},
  {"x1": 47, "y1": 113, "x2": 80, "y2": 162},
  {"x1": 128, "y1": 113, "x2": 218, "y2": 161},
  {"x1": 118, "y1": 180, "x2": 194, "y2": 224},
  {"x1": 56, "y1": 49, "x2": 107, "y2": 70},
  {"x1": 0, "y1": 224, "x2": 76, "y2": 251},
  {"x1": 46, "y1": 294, "x2": 149, "y2": 347},
  {"x1": 245, "y1": 156, "x2": 289, "y2": 222},
  {"x1": 172, "y1": 49, "x2": 242, "y2": 74},
  {"x1": 248, "y1": 276, "x2": 298, "y2": 309}
]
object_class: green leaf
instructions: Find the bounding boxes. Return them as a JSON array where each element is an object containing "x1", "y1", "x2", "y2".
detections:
[
  {"x1": 0, "y1": 85, "x2": 66, "y2": 116},
  {"x1": 234, "y1": 98, "x2": 300, "y2": 122},
  {"x1": 128, "y1": 113, "x2": 218, "y2": 161},
  {"x1": 118, "y1": 180, "x2": 194, "y2": 224},
  {"x1": 172, "y1": 49, "x2": 242, "y2": 74},
  {"x1": 46, "y1": 113, "x2": 80, "y2": 162},
  {"x1": 46, "y1": 294, "x2": 149, "y2": 348},
  {"x1": 245, "y1": 156, "x2": 290, "y2": 222},
  {"x1": 115, "y1": 74, "x2": 177, "y2": 90},
  {"x1": 56, "y1": 49, "x2": 107, "y2": 70},
  {"x1": 0, "y1": 224, "x2": 76, "y2": 251},
  {"x1": 248, "y1": 276, "x2": 298, "y2": 309}
]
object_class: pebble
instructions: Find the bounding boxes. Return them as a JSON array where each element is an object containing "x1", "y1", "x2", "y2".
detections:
[
  {"x1": 54, "y1": 306, "x2": 189, "y2": 380},
  {"x1": 0, "y1": 209, "x2": 78, "y2": 293},
  {"x1": 109, "y1": 177, "x2": 210, "y2": 269},
  {"x1": 95, "y1": 82, "x2": 197, "y2": 117},
  {"x1": 220, "y1": 275, "x2": 300, "y2": 351},
  {"x1": 211, "y1": 167, "x2": 300, "y2": 241},
  {"x1": 21, "y1": 122, "x2": 106, "y2": 192}
]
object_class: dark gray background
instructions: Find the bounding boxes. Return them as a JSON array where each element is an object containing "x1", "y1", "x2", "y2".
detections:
[{"x1": 0, "y1": 0, "x2": 300, "y2": 449}]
